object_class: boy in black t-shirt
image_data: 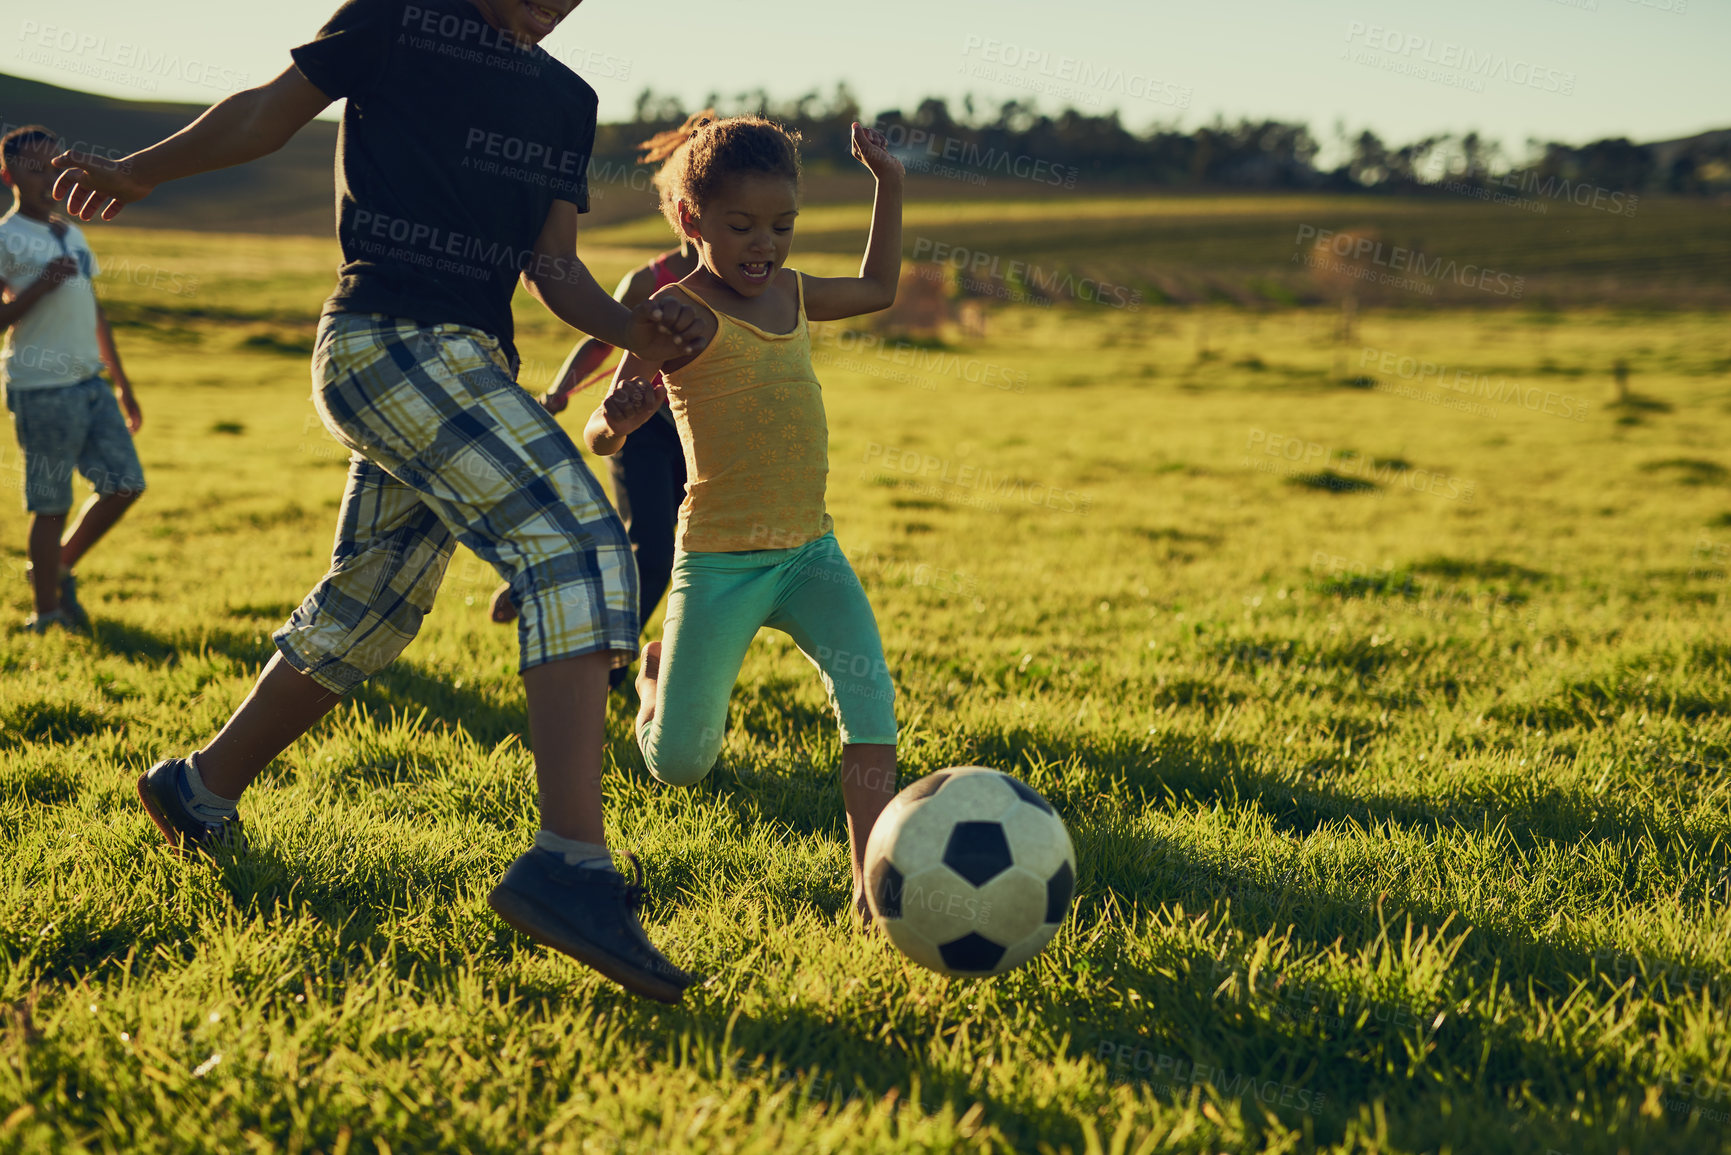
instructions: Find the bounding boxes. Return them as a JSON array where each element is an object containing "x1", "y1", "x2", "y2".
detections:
[{"x1": 52, "y1": 0, "x2": 705, "y2": 1004}]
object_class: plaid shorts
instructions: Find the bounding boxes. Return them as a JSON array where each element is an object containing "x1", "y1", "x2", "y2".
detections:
[{"x1": 274, "y1": 313, "x2": 639, "y2": 693}]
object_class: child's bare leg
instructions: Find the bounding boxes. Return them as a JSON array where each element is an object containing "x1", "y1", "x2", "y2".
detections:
[
  {"x1": 522, "y1": 650, "x2": 613, "y2": 844},
  {"x1": 634, "y1": 639, "x2": 662, "y2": 735},
  {"x1": 841, "y1": 743, "x2": 897, "y2": 927},
  {"x1": 59, "y1": 489, "x2": 140, "y2": 571},
  {"x1": 27, "y1": 514, "x2": 68, "y2": 612},
  {"x1": 195, "y1": 653, "x2": 345, "y2": 798}
]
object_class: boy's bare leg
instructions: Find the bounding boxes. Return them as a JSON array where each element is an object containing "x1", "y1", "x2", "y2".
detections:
[
  {"x1": 59, "y1": 490, "x2": 140, "y2": 571},
  {"x1": 523, "y1": 651, "x2": 613, "y2": 844},
  {"x1": 27, "y1": 514, "x2": 68, "y2": 612},
  {"x1": 841, "y1": 742, "x2": 897, "y2": 927},
  {"x1": 194, "y1": 653, "x2": 344, "y2": 799}
]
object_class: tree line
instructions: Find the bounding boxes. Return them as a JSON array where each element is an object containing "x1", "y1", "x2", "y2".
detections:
[{"x1": 593, "y1": 86, "x2": 1730, "y2": 197}]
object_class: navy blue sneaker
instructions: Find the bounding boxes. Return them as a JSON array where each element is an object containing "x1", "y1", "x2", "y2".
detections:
[
  {"x1": 137, "y1": 758, "x2": 248, "y2": 857},
  {"x1": 488, "y1": 849, "x2": 692, "y2": 1003},
  {"x1": 58, "y1": 571, "x2": 88, "y2": 629}
]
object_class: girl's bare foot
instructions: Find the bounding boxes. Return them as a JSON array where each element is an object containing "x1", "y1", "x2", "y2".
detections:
[
  {"x1": 635, "y1": 640, "x2": 662, "y2": 733},
  {"x1": 489, "y1": 581, "x2": 519, "y2": 624}
]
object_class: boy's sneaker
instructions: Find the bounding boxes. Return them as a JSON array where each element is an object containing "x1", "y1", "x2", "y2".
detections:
[
  {"x1": 136, "y1": 758, "x2": 248, "y2": 856},
  {"x1": 57, "y1": 571, "x2": 88, "y2": 628},
  {"x1": 24, "y1": 608, "x2": 77, "y2": 634},
  {"x1": 488, "y1": 849, "x2": 693, "y2": 1003}
]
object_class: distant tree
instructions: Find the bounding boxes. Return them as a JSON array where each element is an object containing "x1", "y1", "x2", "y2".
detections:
[{"x1": 1347, "y1": 130, "x2": 1389, "y2": 187}]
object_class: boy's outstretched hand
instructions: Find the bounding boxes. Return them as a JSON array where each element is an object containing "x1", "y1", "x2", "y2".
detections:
[
  {"x1": 850, "y1": 123, "x2": 903, "y2": 181},
  {"x1": 625, "y1": 297, "x2": 709, "y2": 363},
  {"x1": 49, "y1": 153, "x2": 153, "y2": 222},
  {"x1": 599, "y1": 374, "x2": 666, "y2": 439}
]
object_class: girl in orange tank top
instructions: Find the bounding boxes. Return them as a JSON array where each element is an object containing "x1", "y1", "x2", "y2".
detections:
[{"x1": 582, "y1": 112, "x2": 905, "y2": 929}]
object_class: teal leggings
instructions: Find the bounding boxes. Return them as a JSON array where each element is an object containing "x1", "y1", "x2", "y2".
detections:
[{"x1": 638, "y1": 531, "x2": 898, "y2": 786}]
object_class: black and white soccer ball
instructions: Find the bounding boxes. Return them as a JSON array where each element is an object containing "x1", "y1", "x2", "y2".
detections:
[{"x1": 864, "y1": 766, "x2": 1075, "y2": 977}]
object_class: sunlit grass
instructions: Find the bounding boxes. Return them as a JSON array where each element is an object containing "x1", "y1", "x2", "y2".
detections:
[{"x1": 2, "y1": 225, "x2": 1730, "y2": 1152}]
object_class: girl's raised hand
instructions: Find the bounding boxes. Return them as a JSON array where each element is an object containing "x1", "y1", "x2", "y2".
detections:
[
  {"x1": 850, "y1": 123, "x2": 903, "y2": 181},
  {"x1": 600, "y1": 374, "x2": 666, "y2": 438}
]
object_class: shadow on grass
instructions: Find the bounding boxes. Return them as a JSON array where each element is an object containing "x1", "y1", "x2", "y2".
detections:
[
  {"x1": 526, "y1": 981, "x2": 1085, "y2": 1151},
  {"x1": 1063, "y1": 924, "x2": 1711, "y2": 1155},
  {"x1": 84, "y1": 618, "x2": 530, "y2": 748}
]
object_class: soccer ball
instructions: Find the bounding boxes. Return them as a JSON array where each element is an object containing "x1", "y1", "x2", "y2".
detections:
[{"x1": 864, "y1": 766, "x2": 1075, "y2": 977}]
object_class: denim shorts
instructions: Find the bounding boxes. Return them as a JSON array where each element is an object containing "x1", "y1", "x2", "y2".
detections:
[{"x1": 4, "y1": 376, "x2": 146, "y2": 514}]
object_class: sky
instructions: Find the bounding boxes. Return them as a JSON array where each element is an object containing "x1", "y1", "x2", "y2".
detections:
[{"x1": 7, "y1": 0, "x2": 1727, "y2": 164}]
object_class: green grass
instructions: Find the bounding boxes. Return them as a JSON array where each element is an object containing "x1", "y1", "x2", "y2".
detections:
[
  {"x1": 578, "y1": 192, "x2": 1731, "y2": 310},
  {"x1": 4, "y1": 222, "x2": 1731, "y2": 1153}
]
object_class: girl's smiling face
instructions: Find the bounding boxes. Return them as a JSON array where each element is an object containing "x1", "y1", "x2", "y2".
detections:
[{"x1": 681, "y1": 173, "x2": 798, "y2": 298}]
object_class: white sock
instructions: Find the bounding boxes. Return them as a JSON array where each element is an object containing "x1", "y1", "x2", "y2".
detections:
[
  {"x1": 181, "y1": 753, "x2": 240, "y2": 821},
  {"x1": 535, "y1": 830, "x2": 616, "y2": 872}
]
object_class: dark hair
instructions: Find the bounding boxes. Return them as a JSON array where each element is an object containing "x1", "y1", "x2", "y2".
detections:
[
  {"x1": 638, "y1": 111, "x2": 802, "y2": 237},
  {"x1": 1, "y1": 125, "x2": 57, "y2": 174}
]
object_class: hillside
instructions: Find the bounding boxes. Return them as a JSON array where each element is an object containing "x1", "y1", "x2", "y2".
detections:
[{"x1": 1, "y1": 71, "x2": 338, "y2": 234}]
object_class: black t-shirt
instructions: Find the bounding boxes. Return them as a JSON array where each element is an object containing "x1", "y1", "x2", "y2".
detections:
[{"x1": 292, "y1": 0, "x2": 598, "y2": 363}]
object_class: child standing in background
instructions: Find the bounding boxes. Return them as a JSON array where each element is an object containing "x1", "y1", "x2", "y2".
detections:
[
  {"x1": 0, "y1": 125, "x2": 145, "y2": 633},
  {"x1": 585, "y1": 116, "x2": 904, "y2": 926}
]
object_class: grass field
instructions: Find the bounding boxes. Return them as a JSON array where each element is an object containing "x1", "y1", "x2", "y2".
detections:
[{"x1": 3, "y1": 208, "x2": 1731, "y2": 1153}]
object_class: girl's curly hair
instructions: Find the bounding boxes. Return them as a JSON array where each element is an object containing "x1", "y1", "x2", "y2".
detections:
[{"x1": 639, "y1": 110, "x2": 802, "y2": 237}]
